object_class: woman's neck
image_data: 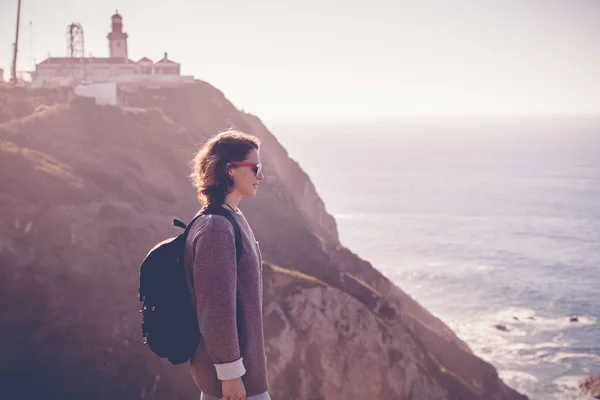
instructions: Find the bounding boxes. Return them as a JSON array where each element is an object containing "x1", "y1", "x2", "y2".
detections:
[{"x1": 223, "y1": 191, "x2": 242, "y2": 212}]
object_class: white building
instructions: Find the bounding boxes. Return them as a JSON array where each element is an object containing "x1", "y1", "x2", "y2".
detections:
[
  {"x1": 33, "y1": 12, "x2": 193, "y2": 87},
  {"x1": 74, "y1": 82, "x2": 118, "y2": 106}
]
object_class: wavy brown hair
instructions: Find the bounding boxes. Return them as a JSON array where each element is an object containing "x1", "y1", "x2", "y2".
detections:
[{"x1": 189, "y1": 129, "x2": 261, "y2": 206}]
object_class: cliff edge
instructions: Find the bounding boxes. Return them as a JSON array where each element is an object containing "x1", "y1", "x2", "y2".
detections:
[{"x1": 0, "y1": 83, "x2": 527, "y2": 400}]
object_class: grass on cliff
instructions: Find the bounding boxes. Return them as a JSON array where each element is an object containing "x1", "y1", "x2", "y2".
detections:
[{"x1": 264, "y1": 262, "x2": 328, "y2": 287}]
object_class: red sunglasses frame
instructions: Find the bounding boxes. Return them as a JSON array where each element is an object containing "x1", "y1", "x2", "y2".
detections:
[{"x1": 229, "y1": 161, "x2": 262, "y2": 176}]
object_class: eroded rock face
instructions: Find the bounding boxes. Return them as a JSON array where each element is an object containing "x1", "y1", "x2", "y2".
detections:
[
  {"x1": 0, "y1": 83, "x2": 527, "y2": 400},
  {"x1": 263, "y1": 265, "x2": 446, "y2": 400}
]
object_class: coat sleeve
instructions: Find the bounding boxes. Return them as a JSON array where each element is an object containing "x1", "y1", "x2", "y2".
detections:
[{"x1": 192, "y1": 217, "x2": 246, "y2": 380}]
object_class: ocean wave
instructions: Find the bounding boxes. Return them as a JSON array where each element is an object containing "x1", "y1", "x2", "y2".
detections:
[
  {"x1": 497, "y1": 370, "x2": 540, "y2": 400},
  {"x1": 445, "y1": 307, "x2": 598, "y2": 368},
  {"x1": 504, "y1": 372, "x2": 592, "y2": 400},
  {"x1": 475, "y1": 264, "x2": 506, "y2": 272},
  {"x1": 391, "y1": 260, "x2": 507, "y2": 282},
  {"x1": 551, "y1": 375, "x2": 591, "y2": 400}
]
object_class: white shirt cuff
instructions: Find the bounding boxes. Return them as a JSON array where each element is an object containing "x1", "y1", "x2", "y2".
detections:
[{"x1": 214, "y1": 357, "x2": 246, "y2": 380}]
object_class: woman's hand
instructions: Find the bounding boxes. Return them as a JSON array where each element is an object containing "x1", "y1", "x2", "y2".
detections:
[{"x1": 221, "y1": 377, "x2": 246, "y2": 400}]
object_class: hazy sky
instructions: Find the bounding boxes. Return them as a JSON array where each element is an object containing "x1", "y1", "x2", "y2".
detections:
[{"x1": 1, "y1": 0, "x2": 599, "y2": 122}]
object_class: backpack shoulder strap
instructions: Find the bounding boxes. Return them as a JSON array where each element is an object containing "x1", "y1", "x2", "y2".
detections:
[
  {"x1": 219, "y1": 211, "x2": 243, "y2": 263},
  {"x1": 182, "y1": 205, "x2": 242, "y2": 263},
  {"x1": 173, "y1": 212, "x2": 205, "y2": 241}
]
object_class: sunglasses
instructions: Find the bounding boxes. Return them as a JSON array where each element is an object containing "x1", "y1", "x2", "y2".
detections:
[{"x1": 229, "y1": 161, "x2": 263, "y2": 177}]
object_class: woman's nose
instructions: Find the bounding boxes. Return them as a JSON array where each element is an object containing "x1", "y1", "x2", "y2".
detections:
[{"x1": 258, "y1": 171, "x2": 264, "y2": 180}]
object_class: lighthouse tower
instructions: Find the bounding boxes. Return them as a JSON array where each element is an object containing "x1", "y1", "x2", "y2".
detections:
[{"x1": 107, "y1": 11, "x2": 128, "y2": 59}]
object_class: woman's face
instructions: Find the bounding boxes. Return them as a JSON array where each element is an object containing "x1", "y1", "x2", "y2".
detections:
[{"x1": 230, "y1": 149, "x2": 264, "y2": 197}]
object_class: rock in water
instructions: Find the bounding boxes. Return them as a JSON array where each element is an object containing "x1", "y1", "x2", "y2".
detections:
[{"x1": 579, "y1": 375, "x2": 600, "y2": 399}]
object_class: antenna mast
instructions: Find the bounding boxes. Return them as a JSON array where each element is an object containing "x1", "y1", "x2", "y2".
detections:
[{"x1": 10, "y1": 0, "x2": 22, "y2": 84}]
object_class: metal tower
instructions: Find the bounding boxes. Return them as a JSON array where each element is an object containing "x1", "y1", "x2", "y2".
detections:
[{"x1": 66, "y1": 22, "x2": 84, "y2": 58}]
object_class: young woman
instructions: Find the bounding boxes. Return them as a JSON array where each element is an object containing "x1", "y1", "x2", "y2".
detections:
[{"x1": 184, "y1": 130, "x2": 269, "y2": 400}]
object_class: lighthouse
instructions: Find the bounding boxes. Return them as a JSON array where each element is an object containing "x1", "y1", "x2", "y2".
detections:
[
  {"x1": 32, "y1": 11, "x2": 190, "y2": 87},
  {"x1": 107, "y1": 11, "x2": 128, "y2": 59}
]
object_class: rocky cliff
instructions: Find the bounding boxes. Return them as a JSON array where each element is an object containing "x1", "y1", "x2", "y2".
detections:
[{"x1": 0, "y1": 83, "x2": 528, "y2": 400}]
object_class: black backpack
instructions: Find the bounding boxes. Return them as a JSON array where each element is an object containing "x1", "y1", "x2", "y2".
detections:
[{"x1": 138, "y1": 204, "x2": 242, "y2": 365}]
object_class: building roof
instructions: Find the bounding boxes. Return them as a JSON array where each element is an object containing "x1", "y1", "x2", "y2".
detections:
[
  {"x1": 155, "y1": 52, "x2": 180, "y2": 65},
  {"x1": 37, "y1": 57, "x2": 135, "y2": 66},
  {"x1": 137, "y1": 57, "x2": 153, "y2": 63}
]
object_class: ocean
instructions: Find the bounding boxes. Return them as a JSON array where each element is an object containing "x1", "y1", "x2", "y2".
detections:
[{"x1": 271, "y1": 116, "x2": 600, "y2": 400}]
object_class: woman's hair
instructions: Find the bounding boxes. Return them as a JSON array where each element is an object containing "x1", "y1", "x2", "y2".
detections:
[{"x1": 189, "y1": 129, "x2": 261, "y2": 206}]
